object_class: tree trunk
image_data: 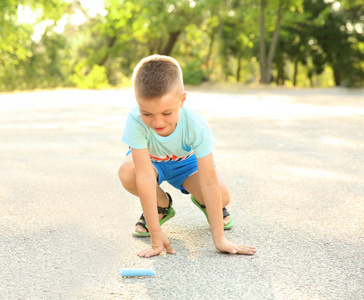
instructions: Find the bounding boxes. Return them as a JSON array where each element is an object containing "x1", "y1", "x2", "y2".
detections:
[
  {"x1": 308, "y1": 70, "x2": 313, "y2": 87},
  {"x1": 205, "y1": 30, "x2": 216, "y2": 73},
  {"x1": 161, "y1": 31, "x2": 181, "y2": 56},
  {"x1": 259, "y1": 0, "x2": 283, "y2": 84},
  {"x1": 259, "y1": 0, "x2": 266, "y2": 83},
  {"x1": 293, "y1": 60, "x2": 298, "y2": 86},
  {"x1": 265, "y1": 0, "x2": 282, "y2": 83},
  {"x1": 98, "y1": 36, "x2": 117, "y2": 66},
  {"x1": 333, "y1": 64, "x2": 342, "y2": 86},
  {"x1": 236, "y1": 53, "x2": 242, "y2": 82}
]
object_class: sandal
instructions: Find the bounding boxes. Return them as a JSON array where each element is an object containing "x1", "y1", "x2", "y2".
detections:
[
  {"x1": 191, "y1": 195, "x2": 234, "y2": 230},
  {"x1": 132, "y1": 193, "x2": 175, "y2": 237}
]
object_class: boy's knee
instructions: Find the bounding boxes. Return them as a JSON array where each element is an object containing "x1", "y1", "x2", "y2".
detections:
[{"x1": 118, "y1": 162, "x2": 135, "y2": 188}]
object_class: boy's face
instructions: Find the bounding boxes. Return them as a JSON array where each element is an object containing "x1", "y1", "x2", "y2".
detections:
[{"x1": 137, "y1": 88, "x2": 186, "y2": 137}]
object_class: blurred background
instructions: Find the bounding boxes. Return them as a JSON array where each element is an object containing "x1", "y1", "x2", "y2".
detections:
[{"x1": 1, "y1": 0, "x2": 363, "y2": 92}]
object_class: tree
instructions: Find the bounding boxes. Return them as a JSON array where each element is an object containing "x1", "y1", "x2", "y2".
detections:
[
  {"x1": 315, "y1": 1, "x2": 363, "y2": 86},
  {"x1": 0, "y1": 0, "x2": 68, "y2": 90},
  {"x1": 299, "y1": 0, "x2": 363, "y2": 86},
  {"x1": 220, "y1": 1, "x2": 257, "y2": 82},
  {"x1": 1, "y1": 0, "x2": 363, "y2": 91},
  {"x1": 259, "y1": 0, "x2": 286, "y2": 84}
]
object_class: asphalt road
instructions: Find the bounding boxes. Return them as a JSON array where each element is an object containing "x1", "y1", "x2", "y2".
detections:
[{"x1": 0, "y1": 87, "x2": 363, "y2": 299}]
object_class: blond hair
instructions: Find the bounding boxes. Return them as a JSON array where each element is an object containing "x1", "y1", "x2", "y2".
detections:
[{"x1": 132, "y1": 55, "x2": 184, "y2": 100}]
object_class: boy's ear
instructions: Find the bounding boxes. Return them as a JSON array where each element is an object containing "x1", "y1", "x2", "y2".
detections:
[{"x1": 181, "y1": 91, "x2": 187, "y2": 107}]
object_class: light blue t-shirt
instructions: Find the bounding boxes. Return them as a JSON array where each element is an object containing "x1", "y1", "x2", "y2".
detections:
[{"x1": 122, "y1": 105, "x2": 215, "y2": 162}]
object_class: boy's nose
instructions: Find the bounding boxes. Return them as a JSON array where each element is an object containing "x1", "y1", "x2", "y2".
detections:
[{"x1": 152, "y1": 117, "x2": 164, "y2": 128}]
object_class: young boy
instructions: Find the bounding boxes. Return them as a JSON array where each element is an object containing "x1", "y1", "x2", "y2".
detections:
[{"x1": 118, "y1": 55, "x2": 256, "y2": 258}]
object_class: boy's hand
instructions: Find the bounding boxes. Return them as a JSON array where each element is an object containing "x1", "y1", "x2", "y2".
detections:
[
  {"x1": 137, "y1": 231, "x2": 176, "y2": 258},
  {"x1": 214, "y1": 237, "x2": 257, "y2": 255}
]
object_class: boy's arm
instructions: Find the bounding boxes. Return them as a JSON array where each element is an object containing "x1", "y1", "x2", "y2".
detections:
[
  {"x1": 131, "y1": 148, "x2": 175, "y2": 257},
  {"x1": 197, "y1": 152, "x2": 257, "y2": 255}
]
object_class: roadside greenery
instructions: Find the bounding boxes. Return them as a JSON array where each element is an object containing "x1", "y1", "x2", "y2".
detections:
[{"x1": 0, "y1": 0, "x2": 363, "y2": 91}]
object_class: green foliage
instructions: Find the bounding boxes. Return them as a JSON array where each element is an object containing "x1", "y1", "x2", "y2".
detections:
[
  {"x1": 182, "y1": 60, "x2": 205, "y2": 85},
  {"x1": 301, "y1": 0, "x2": 363, "y2": 86},
  {"x1": 70, "y1": 63, "x2": 110, "y2": 89},
  {"x1": 0, "y1": 0, "x2": 362, "y2": 91}
]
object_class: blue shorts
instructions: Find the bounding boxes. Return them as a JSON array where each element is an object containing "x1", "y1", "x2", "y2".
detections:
[{"x1": 126, "y1": 150, "x2": 197, "y2": 194}]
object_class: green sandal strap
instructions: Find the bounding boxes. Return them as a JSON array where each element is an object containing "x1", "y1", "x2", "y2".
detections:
[
  {"x1": 133, "y1": 193, "x2": 175, "y2": 237},
  {"x1": 191, "y1": 195, "x2": 234, "y2": 230}
]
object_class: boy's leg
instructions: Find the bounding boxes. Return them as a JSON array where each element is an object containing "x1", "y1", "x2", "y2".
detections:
[
  {"x1": 118, "y1": 153, "x2": 170, "y2": 233},
  {"x1": 182, "y1": 171, "x2": 231, "y2": 226}
]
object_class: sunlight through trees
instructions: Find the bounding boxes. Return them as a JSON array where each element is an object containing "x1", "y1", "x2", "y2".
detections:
[{"x1": 0, "y1": 0, "x2": 363, "y2": 91}]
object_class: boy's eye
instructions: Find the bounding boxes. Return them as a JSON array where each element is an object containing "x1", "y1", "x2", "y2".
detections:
[
  {"x1": 142, "y1": 113, "x2": 151, "y2": 116},
  {"x1": 163, "y1": 113, "x2": 172, "y2": 116}
]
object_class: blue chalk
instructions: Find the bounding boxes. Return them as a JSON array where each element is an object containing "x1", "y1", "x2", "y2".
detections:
[{"x1": 120, "y1": 268, "x2": 155, "y2": 277}]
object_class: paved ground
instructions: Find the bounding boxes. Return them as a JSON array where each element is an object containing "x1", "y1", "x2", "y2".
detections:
[{"x1": 0, "y1": 87, "x2": 363, "y2": 299}]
